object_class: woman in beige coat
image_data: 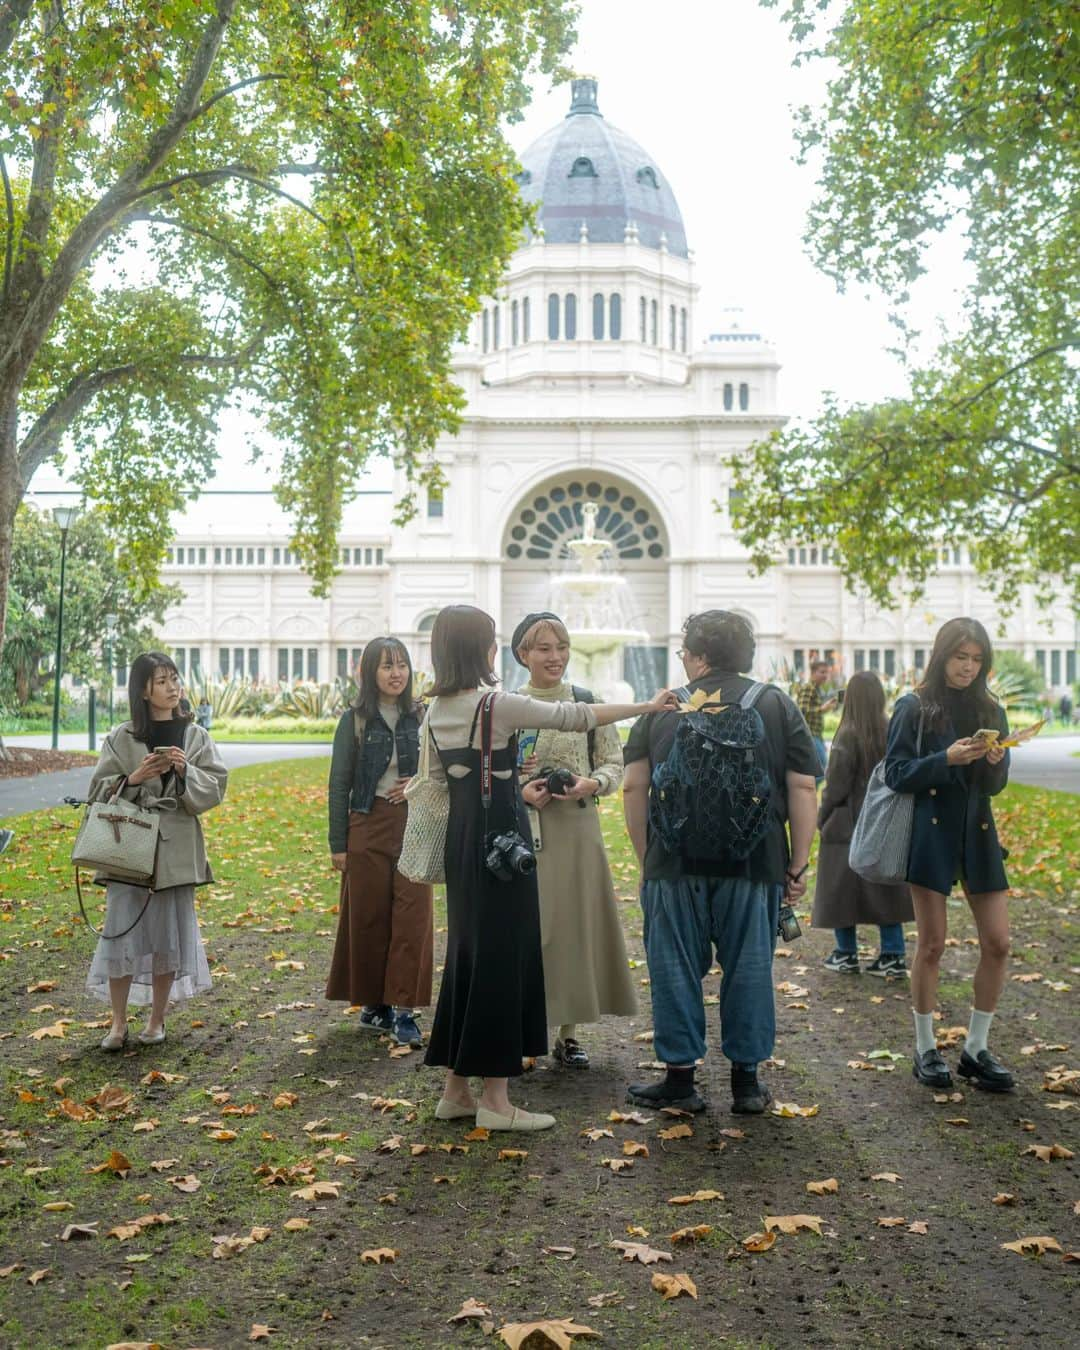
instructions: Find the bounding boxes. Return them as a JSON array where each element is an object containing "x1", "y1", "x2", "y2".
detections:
[{"x1": 86, "y1": 652, "x2": 227, "y2": 1050}]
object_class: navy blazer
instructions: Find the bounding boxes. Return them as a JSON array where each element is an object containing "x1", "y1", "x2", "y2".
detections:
[{"x1": 884, "y1": 693, "x2": 1010, "y2": 896}]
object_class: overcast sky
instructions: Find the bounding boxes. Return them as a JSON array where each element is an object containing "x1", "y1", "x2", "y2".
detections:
[{"x1": 32, "y1": 0, "x2": 969, "y2": 501}]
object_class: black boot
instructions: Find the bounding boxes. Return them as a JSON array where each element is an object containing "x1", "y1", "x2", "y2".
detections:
[
  {"x1": 731, "y1": 1065, "x2": 773, "y2": 1114},
  {"x1": 626, "y1": 1068, "x2": 706, "y2": 1113}
]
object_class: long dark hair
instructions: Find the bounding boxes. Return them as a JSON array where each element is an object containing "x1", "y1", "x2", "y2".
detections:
[
  {"x1": 127, "y1": 651, "x2": 193, "y2": 745},
  {"x1": 916, "y1": 616, "x2": 999, "y2": 732},
  {"x1": 354, "y1": 638, "x2": 415, "y2": 721},
  {"x1": 429, "y1": 605, "x2": 498, "y2": 697},
  {"x1": 834, "y1": 670, "x2": 887, "y2": 781}
]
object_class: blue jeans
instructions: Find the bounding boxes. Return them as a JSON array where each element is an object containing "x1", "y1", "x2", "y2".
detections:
[
  {"x1": 641, "y1": 877, "x2": 782, "y2": 1068},
  {"x1": 812, "y1": 736, "x2": 827, "y2": 780},
  {"x1": 834, "y1": 924, "x2": 905, "y2": 956}
]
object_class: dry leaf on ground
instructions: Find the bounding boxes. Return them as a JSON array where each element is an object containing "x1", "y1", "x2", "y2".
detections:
[
  {"x1": 87, "y1": 1150, "x2": 132, "y2": 1177},
  {"x1": 1024, "y1": 1144, "x2": 1074, "y2": 1163},
  {"x1": 877, "y1": 1217, "x2": 907, "y2": 1228},
  {"x1": 448, "y1": 1297, "x2": 493, "y2": 1323},
  {"x1": 742, "y1": 1231, "x2": 777, "y2": 1253},
  {"x1": 658, "y1": 1123, "x2": 693, "y2": 1141},
  {"x1": 771, "y1": 1102, "x2": 820, "y2": 1118},
  {"x1": 464, "y1": 1127, "x2": 491, "y2": 1142},
  {"x1": 497, "y1": 1318, "x2": 600, "y2": 1349},
  {"x1": 291, "y1": 1181, "x2": 340, "y2": 1200},
  {"x1": 670, "y1": 1224, "x2": 712, "y2": 1243},
  {"x1": 1001, "y1": 1236, "x2": 1063, "y2": 1256},
  {"x1": 992, "y1": 1193, "x2": 1017, "y2": 1206},
  {"x1": 765, "y1": 1214, "x2": 823, "y2": 1235},
  {"x1": 908, "y1": 1221, "x2": 929, "y2": 1235},
  {"x1": 498, "y1": 1149, "x2": 528, "y2": 1162},
  {"x1": 871, "y1": 1172, "x2": 902, "y2": 1183},
  {"x1": 668, "y1": 1189, "x2": 723, "y2": 1204},
  {"x1": 359, "y1": 1248, "x2": 397, "y2": 1264},
  {"x1": 581, "y1": 1128, "x2": 614, "y2": 1142},
  {"x1": 806, "y1": 1178, "x2": 839, "y2": 1195},
  {"x1": 610, "y1": 1239, "x2": 672, "y2": 1265},
  {"x1": 283, "y1": 1218, "x2": 310, "y2": 1231},
  {"x1": 167, "y1": 1174, "x2": 201, "y2": 1193},
  {"x1": 651, "y1": 1272, "x2": 697, "y2": 1300},
  {"x1": 623, "y1": 1140, "x2": 649, "y2": 1157},
  {"x1": 599, "y1": 1157, "x2": 634, "y2": 1173}
]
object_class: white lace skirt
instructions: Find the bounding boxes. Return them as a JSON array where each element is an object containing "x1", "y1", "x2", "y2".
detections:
[{"x1": 85, "y1": 881, "x2": 212, "y2": 1006}]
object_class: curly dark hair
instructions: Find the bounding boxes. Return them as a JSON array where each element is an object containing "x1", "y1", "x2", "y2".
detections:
[{"x1": 682, "y1": 611, "x2": 755, "y2": 673}]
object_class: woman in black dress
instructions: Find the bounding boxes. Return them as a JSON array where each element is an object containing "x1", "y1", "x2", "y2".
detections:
[
  {"x1": 422, "y1": 606, "x2": 674, "y2": 1132},
  {"x1": 884, "y1": 618, "x2": 1012, "y2": 1093}
]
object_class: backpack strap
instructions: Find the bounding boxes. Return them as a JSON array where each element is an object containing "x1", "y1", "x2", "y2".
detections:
[
  {"x1": 738, "y1": 681, "x2": 767, "y2": 710},
  {"x1": 571, "y1": 684, "x2": 597, "y2": 770}
]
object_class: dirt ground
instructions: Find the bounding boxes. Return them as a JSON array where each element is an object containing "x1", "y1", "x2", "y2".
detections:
[
  {"x1": 0, "y1": 774, "x2": 1077, "y2": 1349},
  {"x1": 0, "y1": 747, "x2": 97, "y2": 779}
]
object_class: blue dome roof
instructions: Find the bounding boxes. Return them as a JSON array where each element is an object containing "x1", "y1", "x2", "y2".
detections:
[{"x1": 516, "y1": 79, "x2": 689, "y2": 257}]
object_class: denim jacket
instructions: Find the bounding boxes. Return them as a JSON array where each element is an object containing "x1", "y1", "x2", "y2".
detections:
[{"x1": 327, "y1": 704, "x2": 422, "y2": 852}]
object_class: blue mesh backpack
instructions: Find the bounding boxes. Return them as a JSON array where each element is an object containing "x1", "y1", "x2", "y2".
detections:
[{"x1": 649, "y1": 683, "x2": 773, "y2": 864}]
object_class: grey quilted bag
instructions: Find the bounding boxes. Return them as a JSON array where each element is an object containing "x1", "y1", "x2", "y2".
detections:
[
  {"x1": 72, "y1": 789, "x2": 167, "y2": 883},
  {"x1": 847, "y1": 708, "x2": 925, "y2": 885}
]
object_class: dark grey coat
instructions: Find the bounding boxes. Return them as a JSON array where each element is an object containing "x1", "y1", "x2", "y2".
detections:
[{"x1": 811, "y1": 736, "x2": 914, "y2": 930}]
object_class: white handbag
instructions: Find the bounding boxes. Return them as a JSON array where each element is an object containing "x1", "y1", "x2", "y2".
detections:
[
  {"x1": 71, "y1": 789, "x2": 177, "y2": 939},
  {"x1": 398, "y1": 700, "x2": 449, "y2": 885}
]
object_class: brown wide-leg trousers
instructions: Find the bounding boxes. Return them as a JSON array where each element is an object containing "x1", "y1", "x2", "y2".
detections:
[{"x1": 325, "y1": 799, "x2": 433, "y2": 1008}]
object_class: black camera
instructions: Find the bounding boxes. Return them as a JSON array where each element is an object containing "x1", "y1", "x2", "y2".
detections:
[
  {"x1": 537, "y1": 766, "x2": 576, "y2": 797},
  {"x1": 484, "y1": 830, "x2": 537, "y2": 882},
  {"x1": 777, "y1": 904, "x2": 802, "y2": 942}
]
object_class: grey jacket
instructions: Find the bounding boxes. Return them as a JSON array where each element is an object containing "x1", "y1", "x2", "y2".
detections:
[{"x1": 87, "y1": 722, "x2": 228, "y2": 890}]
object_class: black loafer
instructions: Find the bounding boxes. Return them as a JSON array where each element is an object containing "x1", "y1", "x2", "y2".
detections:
[
  {"x1": 731, "y1": 1068, "x2": 773, "y2": 1115},
  {"x1": 626, "y1": 1079, "x2": 707, "y2": 1114},
  {"x1": 912, "y1": 1048, "x2": 952, "y2": 1089},
  {"x1": 553, "y1": 1037, "x2": 589, "y2": 1069},
  {"x1": 957, "y1": 1049, "x2": 1015, "y2": 1093}
]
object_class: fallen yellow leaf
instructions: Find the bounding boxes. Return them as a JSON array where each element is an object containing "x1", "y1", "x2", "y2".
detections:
[
  {"x1": 764, "y1": 1214, "x2": 823, "y2": 1235},
  {"x1": 806, "y1": 1178, "x2": 839, "y2": 1195},
  {"x1": 651, "y1": 1271, "x2": 697, "y2": 1300},
  {"x1": 359, "y1": 1247, "x2": 398, "y2": 1264},
  {"x1": 1001, "y1": 1236, "x2": 1063, "y2": 1256}
]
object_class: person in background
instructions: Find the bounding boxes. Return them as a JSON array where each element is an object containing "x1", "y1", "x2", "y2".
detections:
[
  {"x1": 512, "y1": 612, "x2": 636, "y2": 1069},
  {"x1": 885, "y1": 618, "x2": 1013, "y2": 1093},
  {"x1": 195, "y1": 698, "x2": 212, "y2": 731},
  {"x1": 622, "y1": 611, "x2": 820, "y2": 1115},
  {"x1": 326, "y1": 639, "x2": 431, "y2": 1046},
  {"x1": 812, "y1": 670, "x2": 914, "y2": 976},
  {"x1": 422, "y1": 605, "x2": 675, "y2": 1132},
  {"x1": 86, "y1": 652, "x2": 227, "y2": 1049},
  {"x1": 1059, "y1": 691, "x2": 1074, "y2": 727},
  {"x1": 794, "y1": 659, "x2": 837, "y2": 778}
]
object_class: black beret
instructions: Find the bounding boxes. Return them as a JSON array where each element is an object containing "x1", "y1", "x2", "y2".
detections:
[{"x1": 510, "y1": 612, "x2": 563, "y2": 667}]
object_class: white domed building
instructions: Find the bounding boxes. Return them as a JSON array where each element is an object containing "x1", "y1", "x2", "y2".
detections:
[{"x1": 150, "y1": 80, "x2": 1077, "y2": 697}]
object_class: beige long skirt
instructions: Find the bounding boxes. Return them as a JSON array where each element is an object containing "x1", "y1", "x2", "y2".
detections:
[{"x1": 534, "y1": 797, "x2": 637, "y2": 1027}]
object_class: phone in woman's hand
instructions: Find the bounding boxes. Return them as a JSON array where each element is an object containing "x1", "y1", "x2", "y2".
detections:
[{"x1": 517, "y1": 731, "x2": 538, "y2": 766}]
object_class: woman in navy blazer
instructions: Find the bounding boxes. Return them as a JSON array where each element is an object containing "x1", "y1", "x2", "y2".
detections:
[{"x1": 884, "y1": 618, "x2": 1013, "y2": 1094}]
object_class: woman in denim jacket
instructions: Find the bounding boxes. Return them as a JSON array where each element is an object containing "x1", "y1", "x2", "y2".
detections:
[{"x1": 326, "y1": 639, "x2": 431, "y2": 1046}]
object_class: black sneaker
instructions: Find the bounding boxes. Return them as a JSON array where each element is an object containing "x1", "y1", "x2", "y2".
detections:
[
  {"x1": 731, "y1": 1067, "x2": 773, "y2": 1115},
  {"x1": 823, "y1": 950, "x2": 860, "y2": 974},
  {"x1": 392, "y1": 1011, "x2": 423, "y2": 1046},
  {"x1": 865, "y1": 954, "x2": 907, "y2": 979},
  {"x1": 626, "y1": 1077, "x2": 707, "y2": 1114},
  {"x1": 553, "y1": 1037, "x2": 589, "y2": 1069},
  {"x1": 359, "y1": 1004, "x2": 394, "y2": 1032},
  {"x1": 957, "y1": 1049, "x2": 1015, "y2": 1093},
  {"x1": 912, "y1": 1047, "x2": 952, "y2": 1089}
]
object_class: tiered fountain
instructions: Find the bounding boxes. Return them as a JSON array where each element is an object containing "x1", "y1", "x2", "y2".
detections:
[{"x1": 550, "y1": 502, "x2": 649, "y2": 700}]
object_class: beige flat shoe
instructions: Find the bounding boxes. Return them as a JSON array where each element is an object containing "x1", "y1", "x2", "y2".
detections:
[
  {"x1": 475, "y1": 1105, "x2": 556, "y2": 1132},
  {"x1": 100, "y1": 1027, "x2": 129, "y2": 1052},
  {"x1": 137, "y1": 1023, "x2": 166, "y2": 1046},
  {"x1": 434, "y1": 1098, "x2": 476, "y2": 1120}
]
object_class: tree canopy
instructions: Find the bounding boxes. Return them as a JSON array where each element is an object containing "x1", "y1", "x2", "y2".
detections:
[
  {"x1": 0, "y1": 0, "x2": 577, "y2": 663},
  {"x1": 732, "y1": 0, "x2": 1078, "y2": 612},
  {"x1": 1, "y1": 505, "x2": 178, "y2": 706}
]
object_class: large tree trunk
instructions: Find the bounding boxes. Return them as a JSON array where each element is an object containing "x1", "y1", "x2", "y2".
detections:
[{"x1": 0, "y1": 398, "x2": 21, "y2": 760}]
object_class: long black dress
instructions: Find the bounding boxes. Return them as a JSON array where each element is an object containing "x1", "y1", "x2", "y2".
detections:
[{"x1": 423, "y1": 701, "x2": 548, "y2": 1078}]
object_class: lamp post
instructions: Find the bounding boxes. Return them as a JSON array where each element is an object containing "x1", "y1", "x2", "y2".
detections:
[
  {"x1": 104, "y1": 612, "x2": 118, "y2": 731},
  {"x1": 50, "y1": 505, "x2": 80, "y2": 750}
]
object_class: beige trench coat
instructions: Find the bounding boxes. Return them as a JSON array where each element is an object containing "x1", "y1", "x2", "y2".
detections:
[{"x1": 87, "y1": 721, "x2": 228, "y2": 890}]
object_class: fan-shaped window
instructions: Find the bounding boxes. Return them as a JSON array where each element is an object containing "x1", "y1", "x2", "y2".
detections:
[
  {"x1": 548, "y1": 293, "x2": 560, "y2": 340},
  {"x1": 503, "y1": 480, "x2": 667, "y2": 564},
  {"x1": 638, "y1": 296, "x2": 646, "y2": 342},
  {"x1": 568, "y1": 156, "x2": 598, "y2": 178},
  {"x1": 610, "y1": 294, "x2": 622, "y2": 340},
  {"x1": 511, "y1": 299, "x2": 519, "y2": 346},
  {"x1": 482, "y1": 309, "x2": 489, "y2": 353},
  {"x1": 636, "y1": 166, "x2": 659, "y2": 189},
  {"x1": 592, "y1": 293, "x2": 605, "y2": 340},
  {"x1": 564, "y1": 293, "x2": 577, "y2": 340},
  {"x1": 739, "y1": 381, "x2": 749, "y2": 410},
  {"x1": 522, "y1": 296, "x2": 530, "y2": 342}
]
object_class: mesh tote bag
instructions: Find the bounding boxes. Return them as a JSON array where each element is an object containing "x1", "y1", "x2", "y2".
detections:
[
  {"x1": 848, "y1": 708, "x2": 925, "y2": 885},
  {"x1": 71, "y1": 790, "x2": 176, "y2": 939},
  {"x1": 398, "y1": 700, "x2": 449, "y2": 885}
]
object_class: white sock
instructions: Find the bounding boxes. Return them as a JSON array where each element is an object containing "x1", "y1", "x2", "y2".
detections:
[
  {"x1": 558, "y1": 1024, "x2": 576, "y2": 1043},
  {"x1": 965, "y1": 1009, "x2": 994, "y2": 1058},
  {"x1": 913, "y1": 1010, "x2": 936, "y2": 1056}
]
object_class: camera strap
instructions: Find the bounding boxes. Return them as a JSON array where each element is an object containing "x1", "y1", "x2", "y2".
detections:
[{"x1": 479, "y1": 691, "x2": 497, "y2": 810}]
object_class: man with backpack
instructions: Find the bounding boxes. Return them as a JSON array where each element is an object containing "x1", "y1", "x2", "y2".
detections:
[{"x1": 622, "y1": 611, "x2": 819, "y2": 1114}]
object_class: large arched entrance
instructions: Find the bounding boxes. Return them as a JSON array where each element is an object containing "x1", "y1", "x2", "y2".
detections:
[{"x1": 500, "y1": 471, "x2": 670, "y2": 696}]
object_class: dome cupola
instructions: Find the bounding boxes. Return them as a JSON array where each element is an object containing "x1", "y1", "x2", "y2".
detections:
[{"x1": 515, "y1": 79, "x2": 689, "y2": 257}]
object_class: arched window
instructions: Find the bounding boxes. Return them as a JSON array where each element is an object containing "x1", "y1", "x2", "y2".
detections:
[
  {"x1": 492, "y1": 305, "x2": 501, "y2": 350},
  {"x1": 669, "y1": 304, "x2": 677, "y2": 350},
  {"x1": 564, "y1": 293, "x2": 577, "y2": 340},
  {"x1": 680, "y1": 307, "x2": 688, "y2": 352},
  {"x1": 610, "y1": 294, "x2": 622, "y2": 340},
  {"x1": 650, "y1": 299, "x2": 658, "y2": 345},
  {"x1": 723, "y1": 382, "x2": 733, "y2": 411},
  {"x1": 568, "y1": 156, "x2": 598, "y2": 178},
  {"x1": 482, "y1": 309, "x2": 489, "y2": 353},
  {"x1": 592, "y1": 292, "x2": 605, "y2": 340},
  {"x1": 739, "y1": 381, "x2": 749, "y2": 410},
  {"x1": 548, "y1": 293, "x2": 560, "y2": 340},
  {"x1": 522, "y1": 296, "x2": 530, "y2": 342},
  {"x1": 636, "y1": 166, "x2": 659, "y2": 189},
  {"x1": 511, "y1": 299, "x2": 519, "y2": 346},
  {"x1": 639, "y1": 296, "x2": 647, "y2": 342}
]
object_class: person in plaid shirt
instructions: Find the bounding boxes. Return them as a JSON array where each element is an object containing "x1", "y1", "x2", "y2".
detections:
[{"x1": 794, "y1": 660, "x2": 837, "y2": 778}]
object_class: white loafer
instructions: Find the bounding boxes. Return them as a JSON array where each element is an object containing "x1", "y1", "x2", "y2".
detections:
[{"x1": 475, "y1": 1105, "x2": 556, "y2": 1132}]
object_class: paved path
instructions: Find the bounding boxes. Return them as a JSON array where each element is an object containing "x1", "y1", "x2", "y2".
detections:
[
  {"x1": 0, "y1": 742, "x2": 331, "y2": 820},
  {"x1": 1004, "y1": 733, "x2": 1080, "y2": 794}
]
